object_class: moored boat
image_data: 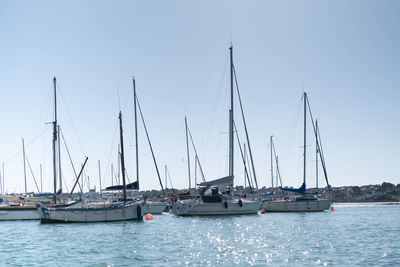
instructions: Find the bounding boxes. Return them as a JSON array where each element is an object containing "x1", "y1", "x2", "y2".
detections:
[
  {"x1": 262, "y1": 196, "x2": 332, "y2": 212},
  {"x1": 0, "y1": 199, "x2": 78, "y2": 221},
  {"x1": 261, "y1": 92, "x2": 332, "y2": 212},
  {"x1": 143, "y1": 201, "x2": 167, "y2": 214},
  {"x1": 171, "y1": 46, "x2": 260, "y2": 216},
  {"x1": 172, "y1": 197, "x2": 259, "y2": 216},
  {"x1": 0, "y1": 205, "x2": 40, "y2": 220},
  {"x1": 172, "y1": 175, "x2": 260, "y2": 216},
  {"x1": 1, "y1": 77, "x2": 80, "y2": 220},
  {"x1": 39, "y1": 109, "x2": 143, "y2": 223},
  {"x1": 38, "y1": 201, "x2": 143, "y2": 223}
]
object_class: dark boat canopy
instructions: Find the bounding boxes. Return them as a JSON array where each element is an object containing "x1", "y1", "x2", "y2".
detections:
[
  {"x1": 282, "y1": 182, "x2": 306, "y2": 195},
  {"x1": 104, "y1": 181, "x2": 139, "y2": 191}
]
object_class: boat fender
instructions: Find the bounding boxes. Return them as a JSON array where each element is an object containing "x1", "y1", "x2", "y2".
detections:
[
  {"x1": 224, "y1": 201, "x2": 228, "y2": 209},
  {"x1": 239, "y1": 199, "x2": 243, "y2": 207}
]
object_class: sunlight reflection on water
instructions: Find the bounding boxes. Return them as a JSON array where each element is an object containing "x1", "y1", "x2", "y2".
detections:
[{"x1": 0, "y1": 205, "x2": 398, "y2": 266}]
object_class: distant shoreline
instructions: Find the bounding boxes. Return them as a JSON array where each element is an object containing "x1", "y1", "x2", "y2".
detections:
[{"x1": 333, "y1": 201, "x2": 399, "y2": 206}]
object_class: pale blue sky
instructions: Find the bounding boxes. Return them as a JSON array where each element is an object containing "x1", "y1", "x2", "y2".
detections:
[{"x1": 0, "y1": 0, "x2": 399, "y2": 193}]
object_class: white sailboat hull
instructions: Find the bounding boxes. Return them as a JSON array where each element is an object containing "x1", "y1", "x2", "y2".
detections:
[
  {"x1": 0, "y1": 206, "x2": 39, "y2": 220},
  {"x1": 38, "y1": 202, "x2": 144, "y2": 223},
  {"x1": 0, "y1": 201, "x2": 81, "y2": 221},
  {"x1": 171, "y1": 198, "x2": 260, "y2": 216},
  {"x1": 143, "y1": 201, "x2": 166, "y2": 214},
  {"x1": 261, "y1": 199, "x2": 332, "y2": 212}
]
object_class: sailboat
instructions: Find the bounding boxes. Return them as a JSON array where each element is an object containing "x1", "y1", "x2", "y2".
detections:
[
  {"x1": 0, "y1": 77, "x2": 76, "y2": 220},
  {"x1": 261, "y1": 92, "x2": 332, "y2": 212},
  {"x1": 171, "y1": 46, "x2": 260, "y2": 216},
  {"x1": 102, "y1": 79, "x2": 167, "y2": 214},
  {"x1": 0, "y1": 140, "x2": 47, "y2": 220},
  {"x1": 38, "y1": 110, "x2": 144, "y2": 223}
]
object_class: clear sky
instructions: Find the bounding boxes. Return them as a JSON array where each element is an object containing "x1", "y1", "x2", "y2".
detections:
[{"x1": 0, "y1": 0, "x2": 399, "y2": 194}]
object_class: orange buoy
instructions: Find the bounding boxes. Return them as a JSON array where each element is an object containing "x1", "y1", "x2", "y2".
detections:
[
  {"x1": 144, "y1": 213, "x2": 153, "y2": 220},
  {"x1": 260, "y1": 209, "x2": 266, "y2": 214}
]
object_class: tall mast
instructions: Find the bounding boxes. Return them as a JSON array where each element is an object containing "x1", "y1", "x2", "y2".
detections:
[
  {"x1": 228, "y1": 45, "x2": 234, "y2": 177},
  {"x1": 133, "y1": 78, "x2": 139, "y2": 189},
  {"x1": 119, "y1": 111, "x2": 127, "y2": 203},
  {"x1": 2, "y1": 163, "x2": 4, "y2": 195},
  {"x1": 40, "y1": 164, "x2": 43, "y2": 193},
  {"x1": 303, "y1": 92, "x2": 307, "y2": 189},
  {"x1": 22, "y1": 139, "x2": 27, "y2": 194},
  {"x1": 58, "y1": 125, "x2": 62, "y2": 193},
  {"x1": 316, "y1": 120, "x2": 319, "y2": 192},
  {"x1": 185, "y1": 116, "x2": 191, "y2": 191},
  {"x1": 194, "y1": 156, "x2": 198, "y2": 190},
  {"x1": 270, "y1": 136, "x2": 274, "y2": 188},
  {"x1": 111, "y1": 163, "x2": 114, "y2": 186},
  {"x1": 52, "y1": 77, "x2": 57, "y2": 203},
  {"x1": 165, "y1": 165, "x2": 167, "y2": 189},
  {"x1": 117, "y1": 144, "x2": 121, "y2": 185},
  {"x1": 244, "y1": 143, "x2": 247, "y2": 189},
  {"x1": 98, "y1": 160, "x2": 102, "y2": 194},
  {"x1": 276, "y1": 156, "x2": 278, "y2": 190}
]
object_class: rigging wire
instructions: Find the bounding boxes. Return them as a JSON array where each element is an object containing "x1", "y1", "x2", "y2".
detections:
[
  {"x1": 56, "y1": 80, "x2": 86, "y2": 155},
  {"x1": 280, "y1": 97, "x2": 303, "y2": 179},
  {"x1": 136, "y1": 94, "x2": 165, "y2": 195},
  {"x1": 306, "y1": 97, "x2": 330, "y2": 189},
  {"x1": 125, "y1": 171, "x2": 131, "y2": 184},
  {"x1": 61, "y1": 172, "x2": 69, "y2": 193},
  {"x1": 61, "y1": 129, "x2": 83, "y2": 193},
  {"x1": 83, "y1": 165, "x2": 90, "y2": 192},
  {"x1": 232, "y1": 64, "x2": 259, "y2": 190},
  {"x1": 271, "y1": 139, "x2": 284, "y2": 196},
  {"x1": 233, "y1": 121, "x2": 253, "y2": 192},
  {"x1": 201, "y1": 53, "x2": 229, "y2": 158},
  {"x1": 5, "y1": 126, "x2": 51, "y2": 164},
  {"x1": 27, "y1": 83, "x2": 53, "y2": 150},
  {"x1": 103, "y1": 119, "x2": 119, "y2": 187},
  {"x1": 187, "y1": 125, "x2": 206, "y2": 182},
  {"x1": 199, "y1": 52, "x2": 231, "y2": 179},
  {"x1": 245, "y1": 142, "x2": 255, "y2": 189},
  {"x1": 24, "y1": 153, "x2": 40, "y2": 193},
  {"x1": 166, "y1": 166, "x2": 174, "y2": 189}
]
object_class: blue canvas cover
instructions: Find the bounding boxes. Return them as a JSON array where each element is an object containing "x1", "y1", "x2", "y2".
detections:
[{"x1": 282, "y1": 182, "x2": 306, "y2": 195}]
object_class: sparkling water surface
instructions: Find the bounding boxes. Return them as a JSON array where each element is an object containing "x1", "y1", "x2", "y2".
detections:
[{"x1": 0, "y1": 204, "x2": 398, "y2": 266}]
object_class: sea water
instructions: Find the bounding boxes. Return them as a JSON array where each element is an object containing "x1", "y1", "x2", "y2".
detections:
[{"x1": 0, "y1": 204, "x2": 398, "y2": 266}]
